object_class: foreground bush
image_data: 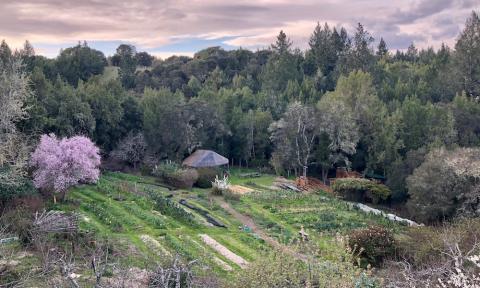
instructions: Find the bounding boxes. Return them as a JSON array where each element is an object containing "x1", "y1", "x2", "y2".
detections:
[
  {"x1": 152, "y1": 162, "x2": 198, "y2": 189},
  {"x1": 348, "y1": 226, "x2": 395, "y2": 266},
  {"x1": 230, "y1": 244, "x2": 380, "y2": 288},
  {"x1": 332, "y1": 178, "x2": 391, "y2": 204},
  {"x1": 384, "y1": 218, "x2": 480, "y2": 287},
  {"x1": 30, "y1": 134, "x2": 101, "y2": 201}
]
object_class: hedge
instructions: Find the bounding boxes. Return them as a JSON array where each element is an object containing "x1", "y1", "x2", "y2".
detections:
[{"x1": 332, "y1": 178, "x2": 391, "y2": 204}]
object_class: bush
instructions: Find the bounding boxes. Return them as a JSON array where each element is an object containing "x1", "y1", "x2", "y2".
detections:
[
  {"x1": 195, "y1": 168, "x2": 218, "y2": 188},
  {"x1": 0, "y1": 179, "x2": 39, "y2": 209},
  {"x1": 230, "y1": 246, "x2": 380, "y2": 287},
  {"x1": 1, "y1": 208, "x2": 34, "y2": 244},
  {"x1": 153, "y1": 162, "x2": 199, "y2": 189},
  {"x1": 406, "y1": 147, "x2": 480, "y2": 223},
  {"x1": 384, "y1": 218, "x2": 480, "y2": 287},
  {"x1": 211, "y1": 175, "x2": 229, "y2": 196},
  {"x1": 395, "y1": 218, "x2": 480, "y2": 267},
  {"x1": 223, "y1": 189, "x2": 241, "y2": 201},
  {"x1": 332, "y1": 178, "x2": 391, "y2": 204},
  {"x1": 348, "y1": 226, "x2": 395, "y2": 266}
]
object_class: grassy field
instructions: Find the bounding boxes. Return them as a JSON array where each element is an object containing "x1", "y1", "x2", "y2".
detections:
[
  {"x1": 52, "y1": 169, "x2": 403, "y2": 279},
  {"x1": 55, "y1": 172, "x2": 269, "y2": 276}
]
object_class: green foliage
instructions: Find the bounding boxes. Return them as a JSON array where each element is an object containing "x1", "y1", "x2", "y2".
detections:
[
  {"x1": 454, "y1": 11, "x2": 480, "y2": 98},
  {"x1": 332, "y1": 178, "x2": 391, "y2": 204},
  {"x1": 82, "y1": 201, "x2": 124, "y2": 232},
  {"x1": 0, "y1": 179, "x2": 38, "y2": 207},
  {"x1": 147, "y1": 190, "x2": 196, "y2": 225},
  {"x1": 55, "y1": 42, "x2": 107, "y2": 86},
  {"x1": 142, "y1": 88, "x2": 186, "y2": 159},
  {"x1": 152, "y1": 163, "x2": 199, "y2": 189},
  {"x1": 348, "y1": 226, "x2": 396, "y2": 266},
  {"x1": 230, "y1": 246, "x2": 380, "y2": 288},
  {"x1": 406, "y1": 147, "x2": 480, "y2": 223}
]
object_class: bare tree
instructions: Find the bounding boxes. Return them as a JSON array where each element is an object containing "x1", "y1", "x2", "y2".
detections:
[
  {"x1": 270, "y1": 102, "x2": 317, "y2": 177},
  {"x1": 110, "y1": 132, "x2": 147, "y2": 169},
  {"x1": 0, "y1": 57, "x2": 32, "y2": 186}
]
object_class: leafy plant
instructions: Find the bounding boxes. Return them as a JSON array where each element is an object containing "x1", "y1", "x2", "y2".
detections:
[
  {"x1": 152, "y1": 162, "x2": 198, "y2": 189},
  {"x1": 332, "y1": 178, "x2": 391, "y2": 204},
  {"x1": 348, "y1": 226, "x2": 395, "y2": 266},
  {"x1": 147, "y1": 190, "x2": 196, "y2": 226}
]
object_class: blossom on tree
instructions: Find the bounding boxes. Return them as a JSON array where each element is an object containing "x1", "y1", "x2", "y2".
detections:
[{"x1": 30, "y1": 134, "x2": 101, "y2": 199}]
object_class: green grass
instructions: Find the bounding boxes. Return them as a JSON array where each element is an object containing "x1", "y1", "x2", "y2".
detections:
[
  {"x1": 60, "y1": 172, "x2": 267, "y2": 273},
  {"x1": 57, "y1": 170, "x2": 405, "y2": 278},
  {"x1": 228, "y1": 168, "x2": 277, "y2": 187}
]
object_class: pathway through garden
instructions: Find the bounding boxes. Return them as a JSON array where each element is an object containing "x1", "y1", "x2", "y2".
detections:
[{"x1": 213, "y1": 196, "x2": 309, "y2": 262}]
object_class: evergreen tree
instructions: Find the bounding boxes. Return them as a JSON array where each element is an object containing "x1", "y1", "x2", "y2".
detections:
[
  {"x1": 271, "y1": 30, "x2": 292, "y2": 55},
  {"x1": 455, "y1": 11, "x2": 480, "y2": 98},
  {"x1": 376, "y1": 38, "x2": 388, "y2": 57}
]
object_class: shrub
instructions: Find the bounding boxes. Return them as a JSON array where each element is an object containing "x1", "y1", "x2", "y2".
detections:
[
  {"x1": 152, "y1": 162, "x2": 198, "y2": 189},
  {"x1": 332, "y1": 178, "x2": 391, "y2": 204},
  {"x1": 0, "y1": 178, "x2": 39, "y2": 209},
  {"x1": 195, "y1": 168, "x2": 218, "y2": 188},
  {"x1": 1, "y1": 207, "x2": 34, "y2": 244},
  {"x1": 406, "y1": 147, "x2": 480, "y2": 223},
  {"x1": 30, "y1": 134, "x2": 101, "y2": 201},
  {"x1": 223, "y1": 189, "x2": 241, "y2": 201},
  {"x1": 211, "y1": 175, "x2": 229, "y2": 196},
  {"x1": 348, "y1": 226, "x2": 395, "y2": 266},
  {"x1": 230, "y1": 246, "x2": 380, "y2": 287},
  {"x1": 395, "y1": 218, "x2": 480, "y2": 267},
  {"x1": 384, "y1": 218, "x2": 480, "y2": 287}
]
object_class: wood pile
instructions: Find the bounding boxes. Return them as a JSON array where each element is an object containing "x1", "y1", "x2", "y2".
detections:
[
  {"x1": 273, "y1": 177, "x2": 301, "y2": 192},
  {"x1": 336, "y1": 168, "x2": 362, "y2": 179},
  {"x1": 32, "y1": 210, "x2": 78, "y2": 234},
  {"x1": 296, "y1": 177, "x2": 333, "y2": 193}
]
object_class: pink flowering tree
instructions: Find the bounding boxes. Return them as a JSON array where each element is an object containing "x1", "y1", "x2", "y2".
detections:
[{"x1": 30, "y1": 134, "x2": 101, "y2": 202}]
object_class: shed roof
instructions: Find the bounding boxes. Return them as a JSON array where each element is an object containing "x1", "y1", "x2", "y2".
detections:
[{"x1": 182, "y1": 149, "x2": 228, "y2": 168}]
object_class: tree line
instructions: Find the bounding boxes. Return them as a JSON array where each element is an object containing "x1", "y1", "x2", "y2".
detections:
[{"x1": 1, "y1": 12, "x2": 480, "y2": 209}]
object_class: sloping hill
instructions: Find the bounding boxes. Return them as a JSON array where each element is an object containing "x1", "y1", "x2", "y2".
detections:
[{"x1": 54, "y1": 170, "x2": 403, "y2": 280}]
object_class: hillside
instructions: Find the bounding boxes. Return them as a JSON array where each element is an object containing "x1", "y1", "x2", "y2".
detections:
[{"x1": 21, "y1": 170, "x2": 400, "y2": 284}]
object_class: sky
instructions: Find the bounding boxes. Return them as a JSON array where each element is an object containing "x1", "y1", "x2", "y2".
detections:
[{"x1": 0, "y1": 0, "x2": 478, "y2": 59}]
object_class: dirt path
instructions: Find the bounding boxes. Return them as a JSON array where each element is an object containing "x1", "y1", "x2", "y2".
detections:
[
  {"x1": 200, "y1": 234, "x2": 248, "y2": 269},
  {"x1": 213, "y1": 197, "x2": 308, "y2": 262}
]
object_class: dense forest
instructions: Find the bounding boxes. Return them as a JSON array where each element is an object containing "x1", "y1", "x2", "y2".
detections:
[{"x1": 2, "y1": 11, "x2": 480, "y2": 220}]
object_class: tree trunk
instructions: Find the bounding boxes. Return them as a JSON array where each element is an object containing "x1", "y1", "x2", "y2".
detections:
[{"x1": 321, "y1": 167, "x2": 328, "y2": 184}]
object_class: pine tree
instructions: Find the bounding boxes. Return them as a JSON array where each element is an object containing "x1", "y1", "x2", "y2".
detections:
[
  {"x1": 455, "y1": 11, "x2": 480, "y2": 98},
  {"x1": 271, "y1": 30, "x2": 292, "y2": 55},
  {"x1": 406, "y1": 43, "x2": 418, "y2": 62},
  {"x1": 0, "y1": 40, "x2": 12, "y2": 64},
  {"x1": 376, "y1": 37, "x2": 388, "y2": 57}
]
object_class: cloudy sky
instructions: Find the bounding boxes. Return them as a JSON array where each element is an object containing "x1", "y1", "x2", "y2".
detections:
[{"x1": 0, "y1": 0, "x2": 478, "y2": 58}]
